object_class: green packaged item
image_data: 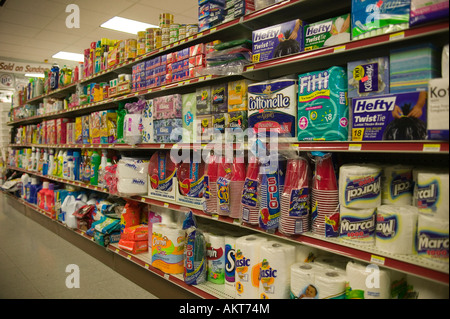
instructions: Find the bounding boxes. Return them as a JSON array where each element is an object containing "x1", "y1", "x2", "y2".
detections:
[
  {"x1": 304, "y1": 14, "x2": 351, "y2": 51},
  {"x1": 116, "y1": 103, "x2": 127, "y2": 143}
]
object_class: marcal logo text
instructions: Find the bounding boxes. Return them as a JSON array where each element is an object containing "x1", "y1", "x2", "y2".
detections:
[
  {"x1": 346, "y1": 178, "x2": 381, "y2": 203},
  {"x1": 418, "y1": 183, "x2": 437, "y2": 201},
  {"x1": 376, "y1": 215, "x2": 397, "y2": 237},
  {"x1": 249, "y1": 94, "x2": 290, "y2": 110},
  {"x1": 341, "y1": 214, "x2": 376, "y2": 232},
  {"x1": 418, "y1": 233, "x2": 449, "y2": 251}
]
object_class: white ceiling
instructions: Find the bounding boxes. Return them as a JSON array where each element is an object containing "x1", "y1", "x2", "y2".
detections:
[{"x1": 0, "y1": 0, "x2": 198, "y2": 66}]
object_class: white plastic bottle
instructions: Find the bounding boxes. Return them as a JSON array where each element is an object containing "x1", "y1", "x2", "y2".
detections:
[
  {"x1": 21, "y1": 173, "x2": 29, "y2": 199},
  {"x1": 30, "y1": 147, "x2": 36, "y2": 172},
  {"x1": 67, "y1": 157, "x2": 74, "y2": 180},
  {"x1": 98, "y1": 150, "x2": 108, "y2": 188},
  {"x1": 48, "y1": 149, "x2": 55, "y2": 176},
  {"x1": 42, "y1": 149, "x2": 48, "y2": 175}
]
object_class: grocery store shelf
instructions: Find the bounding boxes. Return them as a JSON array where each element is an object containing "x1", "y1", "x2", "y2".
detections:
[{"x1": 6, "y1": 165, "x2": 448, "y2": 285}]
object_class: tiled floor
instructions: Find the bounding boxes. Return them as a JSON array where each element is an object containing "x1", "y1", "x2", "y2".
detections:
[{"x1": 0, "y1": 194, "x2": 158, "y2": 299}]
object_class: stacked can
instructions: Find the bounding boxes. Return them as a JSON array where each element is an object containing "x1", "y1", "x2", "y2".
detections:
[
  {"x1": 159, "y1": 13, "x2": 174, "y2": 47},
  {"x1": 137, "y1": 31, "x2": 146, "y2": 56},
  {"x1": 169, "y1": 23, "x2": 180, "y2": 43},
  {"x1": 178, "y1": 24, "x2": 187, "y2": 41},
  {"x1": 186, "y1": 24, "x2": 199, "y2": 37},
  {"x1": 125, "y1": 38, "x2": 137, "y2": 60}
]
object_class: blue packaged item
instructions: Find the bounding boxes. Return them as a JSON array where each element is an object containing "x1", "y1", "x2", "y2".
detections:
[
  {"x1": 183, "y1": 211, "x2": 207, "y2": 285},
  {"x1": 199, "y1": 0, "x2": 225, "y2": 5},
  {"x1": 252, "y1": 19, "x2": 305, "y2": 63},
  {"x1": 351, "y1": 0, "x2": 410, "y2": 40},
  {"x1": 410, "y1": 0, "x2": 449, "y2": 26},
  {"x1": 351, "y1": 91, "x2": 428, "y2": 141},
  {"x1": 347, "y1": 57, "x2": 390, "y2": 99}
]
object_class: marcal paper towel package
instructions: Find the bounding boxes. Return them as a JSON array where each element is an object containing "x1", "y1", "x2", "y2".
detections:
[
  {"x1": 304, "y1": 14, "x2": 351, "y2": 51},
  {"x1": 252, "y1": 19, "x2": 305, "y2": 63},
  {"x1": 414, "y1": 170, "x2": 449, "y2": 220},
  {"x1": 298, "y1": 66, "x2": 349, "y2": 141},
  {"x1": 339, "y1": 207, "x2": 377, "y2": 246},
  {"x1": 347, "y1": 57, "x2": 390, "y2": 99},
  {"x1": 248, "y1": 77, "x2": 298, "y2": 138},
  {"x1": 427, "y1": 78, "x2": 449, "y2": 140},
  {"x1": 381, "y1": 165, "x2": 414, "y2": 205},
  {"x1": 416, "y1": 214, "x2": 449, "y2": 263},
  {"x1": 351, "y1": 91, "x2": 428, "y2": 141}
]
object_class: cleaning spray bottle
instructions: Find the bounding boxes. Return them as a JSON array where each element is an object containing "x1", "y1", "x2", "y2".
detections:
[
  {"x1": 90, "y1": 150, "x2": 101, "y2": 186},
  {"x1": 98, "y1": 150, "x2": 108, "y2": 188},
  {"x1": 29, "y1": 177, "x2": 42, "y2": 205},
  {"x1": 38, "y1": 181, "x2": 49, "y2": 210}
]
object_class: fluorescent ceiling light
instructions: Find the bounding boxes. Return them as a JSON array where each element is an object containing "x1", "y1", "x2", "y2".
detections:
[
  {"x1": 52, "y1": 51, "x2": 84, "y2": 62},
  {"x1": 25, "y1": 73, "x2": 45, "y2": 78},
  {"x1": 101, "y1": 16, "x2": 159, "y2": 34}
]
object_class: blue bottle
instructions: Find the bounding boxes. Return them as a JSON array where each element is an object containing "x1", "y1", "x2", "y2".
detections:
[
  {"x1": 29, "y1": 177, "x2": 42, "y2": 205},
  {"x1": 73, "y1": 151, "x2": 81, "y2": 181},
  {"x1": 50, "y1": 63, "x2": 60, "y2": 90}
]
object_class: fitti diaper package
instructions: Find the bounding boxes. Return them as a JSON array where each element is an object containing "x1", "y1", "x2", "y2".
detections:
[
  {"x1": 351, "y1": 91, "x2": 428, "y2": 141},
  {"x1": 252, "y1": 19, "x2": 305, "y2": 63},
  {"x1": 297, "y1": 66, "x2": 349, "y2": 141},
  {"x1": 248, "y1": 77, "x2": 298, "y2": 138}
]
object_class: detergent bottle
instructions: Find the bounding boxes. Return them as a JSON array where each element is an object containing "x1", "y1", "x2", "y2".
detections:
[
  {"x1": 48, "y1": 149, "x2": 55, "y2": 176},
  {"x1": 50, "y1": 63, "x2": 59, "y2": 90},
  {"x1": 21, "y1": 173, "x2": 29, "y2": 200},
  {"x1": 29, "y1": 177, "x2": 41, "y2": 205},
  {"x1": 90, "y1": 150, "x2": 101, "y2": 186},
  {"x1": 73, "y1": 151, "x2": 81, "y2": 181},
  {"x1": 45, "y1": 183, "x2": 55, "y2": 214},
  {"x1": 37, "y1": 181, "x2": 49, "y2": 210}
]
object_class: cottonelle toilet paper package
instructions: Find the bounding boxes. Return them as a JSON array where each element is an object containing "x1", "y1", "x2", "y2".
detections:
[
  {"x1": 375, "y1": 205, "x2": 419, "y2": 255},
  {"x1": 259, "y1": 241, "x2": 296, "y2": 299},
  {"x1": 298, "y1": 66, "x2": 349, "y2": 141}
]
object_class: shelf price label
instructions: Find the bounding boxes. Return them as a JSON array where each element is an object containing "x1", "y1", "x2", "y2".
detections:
[
  {"x1": 390, "y1": 31, "x2": 405, "y2": 41},
  {"x1": 348, "y1": 143, "x2": 362, "y2": 151},
  {"x1": 423, "y1": 144, "x2": 441, "y2": 152},
  {"x1": 370, "y1": 254, "x2": 385, "y2": 265}
]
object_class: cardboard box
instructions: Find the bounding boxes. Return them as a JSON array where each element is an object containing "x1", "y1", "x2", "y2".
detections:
[
  {"x1": 427, "y1": 78, "x2": 449, "y2": 140},
  {"x1": 304, "y1": 14, "x2": 351, "y2": 51}
]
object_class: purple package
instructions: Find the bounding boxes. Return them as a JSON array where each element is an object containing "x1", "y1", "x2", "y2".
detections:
[
  {"x1": 252, "y1": 19, "x2": 305, "y2": 63},
  {"x1": 410, "y1": 0, "x2": 449, "y2": 26},
  {"x1": 351, "y1": 91, "x2": 428, "y2": 141}
]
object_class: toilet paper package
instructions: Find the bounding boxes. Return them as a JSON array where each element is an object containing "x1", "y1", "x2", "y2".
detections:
[
  {"x1": 248, "y1": 77, "x2": 298, "y2": 138},
  {"x1": 351, "y1": 91, "x2": 428, "y2": 141},
  {"x1": 347, "y1": 57, "x2": 390, "y2": 99},
  {"x1": 345, "y1": 261, "x2": 391, "y2": 299},
  {"x1": 117, "y1": 157, "x2": 149, "y2": 195},
  {"x1": 381, "y1": 165, "x2": 414, "y2": 205},
  {"x1": 290, "y1": 262, "x2": 323, "y2": 299},
  {"x1": 416, "y1": 214, "x2": 449, "y2": 263},
  {"x1": 298, "y1": 66, "x2": 349, "y2": 141},
  {"x1": 235, "y1": 235, "x2": 268, "y2": 299},
  {"x1": 339, "y1": 206, "x2": 377, "y2": 246},
  {"x1": 427, "y1": 78, "x2": 449, "y2": 140},
  {"x1": 410, "y1": 0, "x2": 449, "y2": 27},
  {"x1": 304, "y1": 14, "x2": 351, "y2": 51},
  {"x1": 339, "y1": 164, "x2": 382, "y2": 209},
  {"x1": 315, "y1": 269, "x2": 347, "y2": 299},
  {"x1": 351, "y1": 0, "x2": 410, "y2": 40},
  {"x1": 123, "y1": 114, "x2": 143, "y2": 145},
  {"x1": 224, "y1": 235, "x2": 237, "y2": 293},
  {"x1": 142, "y1": 99, "x2": 154, "y2": 143},
  {"x1": 151, "y1": 223, "x2": 186, "y2": 274},
  {"x1": 415, "y1": 171, "x2": 449, "y2": 220},
  {"x1": 376, "y1": 205, "x2": 419, "y2": 255},
  {"x1": 259, "y1": 241, "x2": 296, "y2": 299}
]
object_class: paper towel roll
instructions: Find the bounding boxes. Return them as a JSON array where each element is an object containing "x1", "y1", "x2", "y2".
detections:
[
  {"x1": 224, "y1": 235, "x2": 238, "y2": 295},
  {"x1": 415, "y1": 171, "x2": 449, "y2": 220},
  {"x1": 259, "y1": 241, "x2": 296, "y2": 299},
  {"x1": 290, "y1": 262, "x2": 324, "y2": 299},
  {"x1": 375, "y1": 205, "x2": 419, "y2": 255},
  {"x1": 339, "y1": 206, "x2": 377, "y2": 246},
  {"x1": 206, "y1": 232, "x2": 226, "y2": 284},
  {"x1": 151, "y1": 223, "x2": 185, "y2": 274},
  {"x1": 235, "y1": 235, "x2": 268, "y2": 299},
  {"x1": 381, "y1": 165, "x2": 413, "y2": 205},
  {"x1": 315, "y1": 269, "x2": 347, "y2": 299},
  {"x1": 117, "y1": 177, "x2": 148, "y2": 195},
  {"x1": 345, "y1": 261, "x2": 391, "y2": 299},
  {"x1": 406, "y1": 274, "x2": 449, "y2": 299},
  {"x1": 417, "y1": 214, "x2": 449, "y2": 263},
  {"x1": 339, "y1": 164, "x2": 382, "y2": 209}
]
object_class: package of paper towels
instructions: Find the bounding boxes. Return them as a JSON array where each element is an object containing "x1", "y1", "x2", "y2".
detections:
[
  {"x1": 235, "y1": 234, "x2": 268, "y2": 299},
  {"x1": 117, "y1": 157, "x2": 149, "y2": 195},
  {"x1": 259, "y1": 241, "x2": 296, "y2": 299},
  {"x1": 339, "y1": 164, "x2": 382, "y2": 209},
  {"x1": 381, "y1": 165, "x2": 414, "y2": 205},
  {"x1": 345, "y1": 261, "x2": 391, "y2": 299},
  {"x1": 414, "y1": 170, "x2": 449, "y2": 220},
  {"x1": 339, "y1": 206, "x2": 377, "y2": 246},
  {"x1": 375, "y1": 205, "x2": 418, "y2": 255},
  {"x1": 151, "y1": 223, "x2": 185, "y2": 274},
  {"x1": 205, "y1": 232, "x2": 226, "y2": 284},
  {"x1": 416, "y1": 214, "x2": 449, "y2": 263}
]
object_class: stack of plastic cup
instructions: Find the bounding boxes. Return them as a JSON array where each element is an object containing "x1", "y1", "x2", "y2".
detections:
[
  {"x1": 311, "y1": 154, "x2": 339, "y2": 237},
  {"x1": 241, "y1": 158, "x2": 260, "y2": 224},
  {"x1": 204, "y1": 153, "x2": 218, "y2": 215},
  {"x1": 229, "y1": 158, "x2": 246, "y2": 219}
]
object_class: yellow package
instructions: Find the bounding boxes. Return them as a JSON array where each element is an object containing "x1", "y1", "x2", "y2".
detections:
[
  {"x1": 228, "y1": 79, "x2": 250, "y2": 112},
  {"x1": 106, "y1": 111, "x2": 117, "y2": 143},
  {"x1": 75, "y1": 117, "x2": 83, "y2": 144},
  {"x1": 90, "y1": 111, "x2": 101, "y2": 144}
]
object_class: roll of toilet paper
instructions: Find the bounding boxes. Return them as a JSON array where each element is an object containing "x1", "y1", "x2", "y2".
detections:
[
  {"x1": 382, "y1": 165, "x2": 413, "y2": 205},
  {"x1": 290, "y1": 262, "x2": 324, "y2": 299},
  {"x1": 406, "y1": 274, "x2": 450, "y2": 299},
  {"x1": 416, "y1": 214, "x2": 449, "y2": 263},
  {"x1": 345, "y1": 261, "x2": 391, "y2": 299},
  {"x1": 151, "y1": 223, "x2": 185, "y2": 274},
  {"x1": 339, "y1": 206, "x2": 377, "y2": 246},
  {"x1": 117, "y1": 177, "x2": 148, "y2": 195},
  {"x1": 206, "y1": 233, "x2": 226, "y2": 285},
  {"x1": 117, "y1": 157, "x2": 149, "y2": 178},
  {"x1": 295, "y1": 245, "x2": 319, "y2": 263},
  {"x1": 235, "y1": 235, "x2": 268, "y2": 299},
  {"x1": 415, "y1": 171, "x2": 449, "y2": 220},
  {"x1": 375, "y1": 205, "x2": 419, "y2": 255},
  {"x1": 224, "y1": 235, "x2": 238, "y2": 294},
  {"x1": 259, "y1": 241, "x2": 296, "y2": 299},
  {"x1": 339, "y1": 164, "x2": 382, "y2": 209},
  {"x1": 315, "y1": 269, "x2": 347, "y2": 299}
]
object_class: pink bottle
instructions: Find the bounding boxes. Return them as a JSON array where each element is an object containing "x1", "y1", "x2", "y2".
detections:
[
  {"x1": 37, "y1": 181, "x2": 49, "y2": 210},
  {"x1": 45, "y1": 183, "x2": 55, "y2": 215}
]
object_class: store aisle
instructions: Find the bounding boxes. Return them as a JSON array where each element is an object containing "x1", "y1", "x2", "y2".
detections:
[{"x1": 0, "y1": 194, "x2": 158, "y2": 299}]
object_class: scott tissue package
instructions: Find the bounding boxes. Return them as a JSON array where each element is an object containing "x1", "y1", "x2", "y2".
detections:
[
  {"x1": 297, "y1": 66, "x2": 349, "y2": 141},
  {"x1": 351, "y1": 91, "x2": 428, "y2": 141},
  {"x1": 248, "y1": 77, "x2": 298, "y2": 138},
  {"x1": 351, "y1": 0, "x2": 410, "y2": 40},
  {"x1": 252, "y1": 19, "x2": 305, "y2": 63}
]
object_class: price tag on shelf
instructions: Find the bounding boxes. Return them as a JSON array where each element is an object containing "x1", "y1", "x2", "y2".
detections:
[
  {"x1": 144, "y1": 263, "x2": 150, "y2": 270},
  {"x1": 334, "y1": 45, "x2": 346, "y2": 53},
  {"x1": 370, "y1": 254, "x2": 385, "y2": 265},
  {"x1": 210, "y1": 27, "x2": 217, "y2": 33},
  {"x1": 423, "y1": 144, "x2": 441, "y2": 152},
  {"x1": 164, "y1": 274, "x2": 170, "y2": 280},
  {"x1": 390, "y1": 31, "x2": 405, "y2": 41},
  {"x1": 163, "y1": 203, "x2": 169, "y2": 208},
  {"x1": 160, "y1": 144, "x2": 165, "y2": 148},
  {"x1": 348, "y1": 144, "x2": 362, "y2": 151},
  {"x1": 212, "y1": 214, "x2": 219, "y2": 220},
  {"x1": 115, "y1": 248, "x2": 120, "y2": 253}
]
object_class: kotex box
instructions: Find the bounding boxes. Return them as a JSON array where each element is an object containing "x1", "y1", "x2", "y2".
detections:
[
  {"x1": 248, "y1": 77, "x2": 298, "y2": 138},
  {"x1": 351, "y1": 91, "x2": 428, "y2": 141},
  {"x1": 347, "y1": 57, "x2": 390, "y2": 99},
  {"x1": 252, "y1": 19, "x2": 305, "y2": 63},
  {"x1": 427, "y1": 78, "x2": 449, "y2": 140},
  {"x1": 304, "y1": 14, "x2": 351, "y2": 51},
  {"x1": 297, "y1": 66, "x2": 349, "y2": 141}
]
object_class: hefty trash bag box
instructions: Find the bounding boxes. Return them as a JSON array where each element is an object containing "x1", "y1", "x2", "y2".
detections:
[
  {"x1": 351, "y1": 91, "x2": 428, "y2": 141},
  {"x1": 252, "y1": 19, "x2": 305, "y2": 63}
]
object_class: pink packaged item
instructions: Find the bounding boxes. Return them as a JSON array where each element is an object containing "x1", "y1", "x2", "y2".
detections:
[
  {"x1": 56, "y1": 118, "x2": 70, "y2": 144},
  {"x1": 241, "y1": 157, "x2": 260, "y2": 224},
  {"x1": 204, "y1": 153, "x2": 219, "y2": 214},
  {"x1": 153, "y1": 94, "x2": 182, "y2": 119}
]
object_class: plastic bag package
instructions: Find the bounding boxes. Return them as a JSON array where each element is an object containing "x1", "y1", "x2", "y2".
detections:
[{"x1": 203, "y1": 39, "x2": 252, "y2": 76}]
